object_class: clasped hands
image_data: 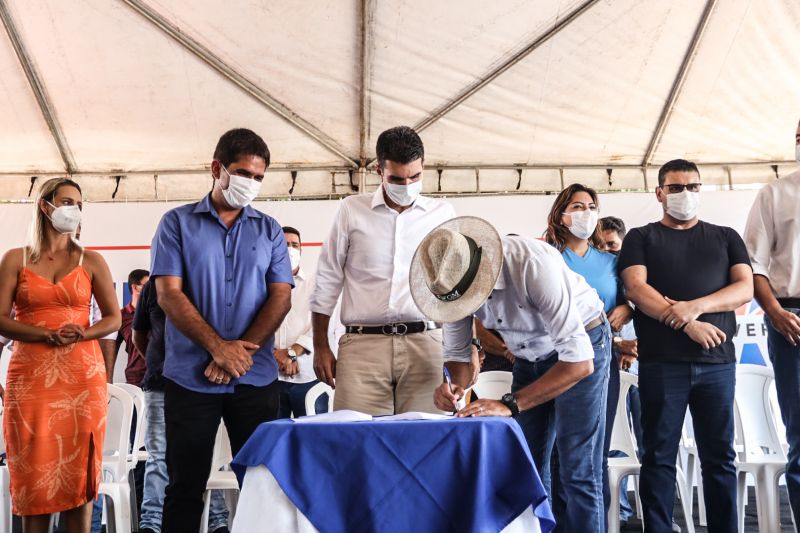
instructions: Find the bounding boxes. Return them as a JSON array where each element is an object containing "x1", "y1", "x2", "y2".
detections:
[
  {"x1": 204, "y1": 339, "x2": 258, "y2": 385},
  {"x1": 44, "y1": 323, "x2": 85, "y2": 346},
  {"x1": 659, "y1": 297, "x2": 726, "y2": 350}
]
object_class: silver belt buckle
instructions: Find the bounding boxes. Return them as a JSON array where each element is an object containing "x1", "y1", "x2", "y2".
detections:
[{"x1": 381, "y1": 323, "x2": 408, "y2": 336}]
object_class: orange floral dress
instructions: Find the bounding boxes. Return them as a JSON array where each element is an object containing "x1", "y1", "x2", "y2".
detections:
[{"x1": 3, "y1": 254, "x2": 107, "y2": 516}]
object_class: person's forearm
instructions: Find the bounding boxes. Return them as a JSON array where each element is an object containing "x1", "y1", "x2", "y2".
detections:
[
  {"x1": 158, "y1": 289, "x2": 223, "y2": 352},
  {"x1": 444, "y1": 361, "x2": 473, "y2": 388},
  {"x1": 132, "y1": 330, "x2": 149, "y2": 357},
  {"x1": 753, "y1": 275, "x2": 783, "y2": 317},
  {"x1": 692, "y1": 279, "x2": 753, "y2": 315},
  {"x1": 241, "y1": 293, "x2": 292, "y2": 347},
  {"x1": 625, "y1": 283, "x2": 671, "y2": 321},
  {"x1": 515, "y1": 360, "x2": 594, "y2": 411},
  {"x1": 84, "y1": 315, "x2": 122, "y2": 341},
  {"x1": 0, "y1": 317, "x2": 48, "y2": 343},
  {"x1": 98, "y1": 339, "x2": 118, "y2": 382},
  {"x1": 312, "y1": 312, "x2": 332, "y2": 351}
]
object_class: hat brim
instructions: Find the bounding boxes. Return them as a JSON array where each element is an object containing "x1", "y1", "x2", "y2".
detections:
[{"x1": 409, "y1": 216, "x2": 503, "y2": 323}]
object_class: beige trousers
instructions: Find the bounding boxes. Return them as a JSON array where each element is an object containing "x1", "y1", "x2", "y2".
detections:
[{"x1": 333, "y1": 329, "x2": 444, "y2": 415}]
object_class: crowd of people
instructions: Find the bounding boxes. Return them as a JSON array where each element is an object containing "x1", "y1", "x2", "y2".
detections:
[{"x1": 0, "y1": 122, "x2": 797, "y2": 533}]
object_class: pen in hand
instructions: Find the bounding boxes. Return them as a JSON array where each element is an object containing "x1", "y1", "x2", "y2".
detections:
[{"x1": 443, "y1": 367, "x2": 459, "y2": 414}]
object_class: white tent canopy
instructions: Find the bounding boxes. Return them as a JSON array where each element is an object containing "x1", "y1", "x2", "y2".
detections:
[{"x1": 1, "y1": 0, "x2": 799, "y2": 201}]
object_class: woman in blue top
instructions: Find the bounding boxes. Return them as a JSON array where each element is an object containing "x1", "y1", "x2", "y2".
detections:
[{"x1": 545, "y1": 183, "x2": 634, "y2": 532}]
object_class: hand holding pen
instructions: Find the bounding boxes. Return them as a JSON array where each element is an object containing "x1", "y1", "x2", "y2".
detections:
[{"x1": 435, "y1": 366, "x2": 465, "y2": 413}]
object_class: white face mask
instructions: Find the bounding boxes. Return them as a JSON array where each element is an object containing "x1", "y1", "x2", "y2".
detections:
[
  {"x1": 795, "y1": 144, "x2": 800, "y2": 163},
  {"x1": 665, "y1": 190, "x2": 700, "y2": 221},
  {"x1": 46, "y1": 201, "x2": 81, "y2": 234},
  {"x1": 383, "y1": 180, "x2": 423, "y2": 206},
  {"x1": 219, "y1": 166, "x2": 261, "y2": 209},
  {"x1": 288, "y1": 247, "x2": 301, "y2": 272},
  {"x1": 564, "y1": 209, "x2": 598, "y2": 240}
]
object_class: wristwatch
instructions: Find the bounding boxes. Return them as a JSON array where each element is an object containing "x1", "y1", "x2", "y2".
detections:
[
  {"x1": 289, "y1": 347, "x2": 299, "y2": 363},
  {"x1": 471, "y1": 338, "x2": 483, "y2": 351},
  {"x1": 501, "y1": 393, "x2": 520, "y2": 416}
]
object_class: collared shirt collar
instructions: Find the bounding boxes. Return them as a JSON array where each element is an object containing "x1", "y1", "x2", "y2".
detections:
[
  {"x1": 371, "y1": 184, "x2": 431, "y2": 212},
  {"x1": 493, "y1": 265, "x2": 507, "y2": 291},
  {"x1": 192, "y1": 193, "x2": 261, "y2": 220},
  {"x1": 294, "y1": 268, "x2": 306, "y2": 282}
]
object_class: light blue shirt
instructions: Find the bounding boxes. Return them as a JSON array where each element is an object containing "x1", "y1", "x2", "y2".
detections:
[
  {"x1": 150, "y1": 194, "x2": 294, "y2": 393},
  {"x1": 562, "y1": 246, "x2": 621, "y2": 315}
]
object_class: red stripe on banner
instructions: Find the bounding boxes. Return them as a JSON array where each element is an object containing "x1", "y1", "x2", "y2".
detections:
[{"x1": 87, "y1": 242, "x2": 324, "y2": 251}]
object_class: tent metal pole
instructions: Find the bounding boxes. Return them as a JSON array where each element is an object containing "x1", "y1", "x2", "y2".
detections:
[
  {"x1": 412, "y1": 0, "x2": 601, "y2": 133},
  {"x1": 358, "y1": 0, "x2": 376, "y2": 189},
  {"x1": 641, "y1": 0, "x2": 718, "y2": 167},
  {"x1": 0, "y1": 0, "x2": 76, "y2": 174},
  {"x1": 120, "y1": 0, "x2": 358, "y2": 168}
]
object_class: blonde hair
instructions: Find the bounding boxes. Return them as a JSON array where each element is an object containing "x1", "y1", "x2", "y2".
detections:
[{"x1": 27, "y1": 178, "x2": 83, "y2": 264}]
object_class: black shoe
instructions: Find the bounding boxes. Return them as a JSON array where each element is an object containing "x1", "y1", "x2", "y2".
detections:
[
  {"x1": 211, "y1": 528, "x2": 230, "y2": 533},
  {"x1": 139, "y1": 529, "x2": 157, "y2": 533}
]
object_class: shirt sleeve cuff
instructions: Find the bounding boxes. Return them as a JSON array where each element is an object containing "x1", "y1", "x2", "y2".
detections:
[
  {"x1": 555, "y1": 335, "x2": 595, "y2": 363},
  {"x1": 750, "y1": 263, "x2": 770, "y2": 278}
]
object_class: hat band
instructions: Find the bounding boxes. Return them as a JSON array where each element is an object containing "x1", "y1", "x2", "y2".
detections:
[{"x1": 434, "y1": 235, "x2": 482, "y2": 302}]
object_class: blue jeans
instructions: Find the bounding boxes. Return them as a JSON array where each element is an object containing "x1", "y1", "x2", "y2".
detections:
[
  {"x1": 140, "y1": 390, "x2": 229, "y2": 533},
  {"x1": 766, "y1": 309, "x2": 800, "y2": 525},
  {"x1": 277, "y1": 380, "x2": 329, "y2": 418},
  {"x1": 513, "y1": 319, "x2": 611, "y2": 532},
  {"x1": 638, "y1": 361, "x2": 737, "y2": 533}
]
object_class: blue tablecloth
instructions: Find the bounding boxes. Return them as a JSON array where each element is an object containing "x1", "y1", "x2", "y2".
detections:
[{"x1": 232, "y1": 417, "x2": 554, "y2": 533}]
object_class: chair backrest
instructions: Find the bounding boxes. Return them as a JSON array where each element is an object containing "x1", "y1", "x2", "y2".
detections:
[
  {"x1": 472, "y1": 371, "x2": 513, "y2": 401},
  {"x1": 305, "y1": 382, "x2": 334, "y2": 416},
  {"x1": 104, "y1": 384, "x2": 134, "y2": 481},
  {"x1": 609, "y1": 372, "x2": 639, "y2": 459},
  {"x1": 734, "y1": 364, "x2": 785, "y2": 460},
  {"x1": 114, "y1": 383, "x2": 145, "y2": 457},
  {"x1": 210, "y1": 422, "x2": 233, "y2": 472}
]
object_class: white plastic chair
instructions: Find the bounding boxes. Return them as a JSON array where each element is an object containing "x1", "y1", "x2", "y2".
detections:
[
  {"x1": 608, "y1": 373, "x2": 695, "y2": 533},
  {"x1": 200, "y1": 422, "x2": 238, "y2": 533},
  {"x1": 734, "y1": 365, "x2": 787, "y2": 533},
  {"x1": 681, "y1": 412, "x2": 705, "y2": 526},
  {"x1": 0, "y1": 406, "x2": 11, "y2": 533},
  {"x1": 115, "y1": 382, "x2": 147, "y2": 532},
  {"x1": 471, "y1": 371, "x2": 513, "y2": 400},
  {"x1": 99, "y1": 383, "x2": 134, "y2": 533},
  {"x1": 304, "y1": 382, "x2": 334, "y2": 416}
]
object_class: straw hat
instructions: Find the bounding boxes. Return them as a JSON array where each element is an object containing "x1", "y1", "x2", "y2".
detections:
[{"x1": 409, "y1": 216, "x2": 503, "y2": 323}]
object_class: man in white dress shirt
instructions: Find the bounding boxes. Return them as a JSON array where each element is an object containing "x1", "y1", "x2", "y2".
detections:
[
  {"x1": 743, "y1": 121, "x2": 800, "y2": 524},
  {"x1": 310, "y1": 126, "x2": 456, "y2": 415},
  {"x1": 414, "y1": 217, "x2": 611, "y2": 532},
  {"x1": 275, "y1": 226, "x2": 327, "y2": 417}
]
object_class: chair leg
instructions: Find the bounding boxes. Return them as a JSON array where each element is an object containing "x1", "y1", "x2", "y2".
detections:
[
  {"x1": 737, "y1": 471, "x2": 748, "y2": 533},
  {"x1": 609, "y1": 473, "x2": 621, "y2": 533},
  {"x1": 696, "y1": 456, "x2": 707, "y2": 527},
  {"x1": 676, "y1": 467, "x2": 695, "y2": 533},
  {"x1": 199, "y1": 490, "x2": 211, "y2": 533},
  {"x1": 633, "y1": 475, "x2": 643, "y2": 520},
  {"x1": 129, "y1": 473, "x2": 139, "y2": 532}
]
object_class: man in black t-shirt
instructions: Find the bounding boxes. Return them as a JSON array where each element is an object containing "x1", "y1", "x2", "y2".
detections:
[{"x1": 618, "y1": 159, "x2": 753, "y2": 533}]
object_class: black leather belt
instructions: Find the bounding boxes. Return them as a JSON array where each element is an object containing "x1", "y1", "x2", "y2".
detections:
[
  {"x1": 778, "y1": 298, "x2": 800, "y2": 309},
  {"x1": 584, "y1": 314, "x2": 605, "y2": 332},
  {"x1": 345, "y1": 321, "x2": 437, "y2": 335}
]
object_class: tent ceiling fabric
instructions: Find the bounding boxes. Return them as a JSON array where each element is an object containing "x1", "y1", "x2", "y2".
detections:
[{"x1": 0, "y1": 0, "x2": 798, "y2": 200}]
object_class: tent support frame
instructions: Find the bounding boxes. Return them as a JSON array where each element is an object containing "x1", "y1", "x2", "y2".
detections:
[
  {"x1": 411, "y1": 0, "x2": 601, "y2": 134},
  {"x1": 120, "y1": 0, "x2": 358, "y2": 168},
  {"x1": 358, "y1": 0, "x2": 376, "y2": 192},
  {"x1": 0, "y1": 0, "x2": 77, "y2": 174},
  {"x1": 641, "y1": 0, "x2": 718, "y2": 168}
]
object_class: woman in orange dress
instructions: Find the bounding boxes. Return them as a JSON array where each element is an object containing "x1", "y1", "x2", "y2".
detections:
[{"x1": 0, "y1": 178, "x2": 120, "y2": 533}]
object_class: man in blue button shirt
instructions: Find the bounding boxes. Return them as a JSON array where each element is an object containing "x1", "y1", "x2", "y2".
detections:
[{"x1": 150, "y1": 128, "x2": 293, "y2": 533}]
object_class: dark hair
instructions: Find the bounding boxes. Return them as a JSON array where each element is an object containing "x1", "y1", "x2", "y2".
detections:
[
  {"x1": 599, "y1": 216, "x2": 626, "y2": 239},
  {"x1": 375, "y1": 126, "x2": 424, "y2": 168},
  {"x1": 213, "y1": 128, "x2": 270, "y2": 168},
  {"x1": 544, "y1": 183, "x2": 603, "y2": 251},
  {"x1": 657, "y1": 159, "x2": 699, "y2": 187},
  {"x1": 282, "y1": 226, "x2": 301, "y2": 244},
  {"x1": 128, "y1": 269, "x2": 150, "y2": 294}
]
